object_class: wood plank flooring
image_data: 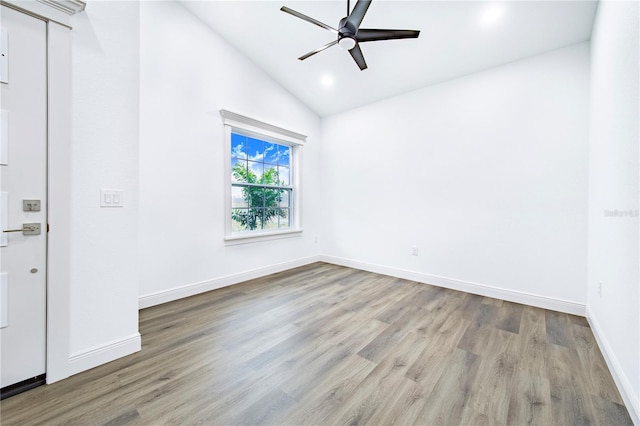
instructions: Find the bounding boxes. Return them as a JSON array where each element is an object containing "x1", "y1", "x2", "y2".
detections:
[{"x1": 0, "y1": 262, "x2": 632, "y2": 425}]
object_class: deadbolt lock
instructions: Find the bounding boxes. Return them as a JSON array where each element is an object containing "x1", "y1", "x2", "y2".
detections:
[{"x1": 23, "y1": 200, "x2": 41, "y2": 212}]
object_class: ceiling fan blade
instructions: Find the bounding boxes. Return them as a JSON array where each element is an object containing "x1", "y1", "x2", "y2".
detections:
[
  {"x1": 345, "y1": 0, "x2": 372, "y2": 30},
  {"x1": 281, "y1": 6, "x2": 339, "y2": 34},
  {"x1": 356, "y1": 29, "x2": 420, "y2": 42},
  {"x1": 299, "y1": 40, "x2": 339, "y2": 61},
  {"x1": 349, "y1": 44, "x2": 368, "y2": 70}
]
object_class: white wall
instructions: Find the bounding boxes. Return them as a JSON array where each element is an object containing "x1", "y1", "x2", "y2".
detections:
[
  {"x1": 587, "y1": 0, "x2": 639, "y2": 421},
  {"x1": 68, "y1": 1, "x2": 141, "y2": 371},
  {"x1": 138, "y1": 1, "x2": 322, "y2": 306},
  {"x1": 321, "y1": 43, "x2": 590, "y2": 313}
]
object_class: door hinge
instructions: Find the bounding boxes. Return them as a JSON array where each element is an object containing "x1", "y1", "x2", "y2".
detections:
[{"x1": 47, "y1": 223, "x2": 50, "y2": 233}]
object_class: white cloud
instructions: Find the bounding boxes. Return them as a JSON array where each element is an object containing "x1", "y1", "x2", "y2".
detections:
[{"x1": 232, "y1": 142, "x2": 247, "y2": 159}]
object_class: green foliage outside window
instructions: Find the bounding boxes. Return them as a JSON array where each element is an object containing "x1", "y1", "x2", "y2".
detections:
[{"x1": 231, "y1": 162, "x2": 287, "y2": 231}]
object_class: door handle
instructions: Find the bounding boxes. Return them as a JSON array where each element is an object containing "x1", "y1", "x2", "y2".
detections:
[{"x1": 2, "y1": 223, "x2": 41, "y2": 235}]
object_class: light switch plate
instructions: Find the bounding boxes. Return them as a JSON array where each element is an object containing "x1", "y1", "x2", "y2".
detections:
[{"x1": 100, "y1": 189, "x2": 123, "y2": 207}]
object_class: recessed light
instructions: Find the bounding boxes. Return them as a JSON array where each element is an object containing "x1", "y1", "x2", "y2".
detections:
[
  {"x1": 481, "y1": 5, "x2": 503, "y2": 25},
  {"x1": 321, "y1": 75, "x2": 334, "y2": 87}
]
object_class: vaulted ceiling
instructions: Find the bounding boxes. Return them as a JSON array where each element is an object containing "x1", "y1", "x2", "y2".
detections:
[{"x1": 180, "y1": 1, "x2": 598, "y2": 117}]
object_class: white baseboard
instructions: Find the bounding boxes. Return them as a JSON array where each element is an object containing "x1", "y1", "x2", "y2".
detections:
[
  {"x1": 319, "y1": 255, "x2": 586, "y2": 316},
  {"x1": 68, "y1": 333, "x2": 141, "y2": 377},
  {"x1": 586, "y1": 307, "x2": 639, "y2": 425},
  {"x1": 140, "y1": 253, "x2": 586, "y2": 315},
  {"x1": 138, "y1": 255, "x2": 321, "y2": 309}
]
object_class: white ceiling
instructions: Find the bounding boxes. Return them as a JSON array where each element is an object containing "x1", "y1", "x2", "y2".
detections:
[{"x1": 180, "y1": 0, "x2": 598, "y2": 117}]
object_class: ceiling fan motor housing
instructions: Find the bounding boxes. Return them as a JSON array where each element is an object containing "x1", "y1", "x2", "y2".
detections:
[{"x1": 338, "y1": 17, "x2": 358, "y2": 50}]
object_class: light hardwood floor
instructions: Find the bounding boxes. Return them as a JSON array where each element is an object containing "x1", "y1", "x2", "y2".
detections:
[{"x1": 1, "y1": 262, "x2": 632, "y2": 425}]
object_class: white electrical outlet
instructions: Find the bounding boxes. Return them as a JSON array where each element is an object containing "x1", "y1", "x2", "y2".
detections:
[{"x1": 411, "y1": 246, "x2": 419, "y2": 256}]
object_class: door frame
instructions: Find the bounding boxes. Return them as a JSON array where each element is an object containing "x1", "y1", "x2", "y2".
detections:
[{"x1": 2, "y1": 0, "x2": 84, "y2": 384}]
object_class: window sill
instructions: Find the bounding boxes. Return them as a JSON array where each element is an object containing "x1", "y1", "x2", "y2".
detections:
[{"x1": 224, "y1": 229, "x2": 303, "y2": 245}]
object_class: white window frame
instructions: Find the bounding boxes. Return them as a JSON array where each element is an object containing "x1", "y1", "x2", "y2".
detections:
[{"x1": 220, "y1": 110, "x2": 305, "y2": 244}]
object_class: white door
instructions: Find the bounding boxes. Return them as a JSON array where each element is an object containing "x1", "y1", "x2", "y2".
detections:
[{"x1": 0, "y1": 5, "x2": 48, "y2": 396}]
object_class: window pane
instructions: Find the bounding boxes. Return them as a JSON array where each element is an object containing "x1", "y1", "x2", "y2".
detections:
[
  {"x1": 231, "y1": 158, "x2": 247, "y2": 183},
  {"x1": 262, "y1": 166, "x2": 278, "y2": 186},
  {"x1": 279, "y1": 209, "x2": 290, "y2": 228},
  {"x1": 248, "y1": 187, "x2": 264, "y2": 208},
  {"x1": 263, "y1": 187, "x2": 282, "y2": 209},
  {"x1": 264, "y1": 142, "x2": 278, "y2": 165},
  {"x1": 278, "y1": 145, "x2": 290, "y2": 166},
  {"x1": 248, "y1": 160, "x2": 263, "y2": 182},
  {"x1": 256, "y1": 208, "x2": 266, "y2": 230},
  {"x1": 232, "y1": 207, "x2": 265, "y2": 231},
  {"x1": 278, "y1": 166, "x2": 290, "y2": 185},
  {"x1": 231, "y1": 208, "x2": 248, "y2": 232},
  {"x1": 279, "y1": 189, "x2": 290, "y2": 208},
  {"x1": 231, "y1": 186, "x2": 248, "y2": 208},
  {"x1": 247, "y1": 137, "x2": 264, "y2": 162},
  {"x1": 231, "y1": 133, "x2": 247, "y2": 159},
  {"x1": 265, "y1": 214, "x2": 279, "y2": 230}
]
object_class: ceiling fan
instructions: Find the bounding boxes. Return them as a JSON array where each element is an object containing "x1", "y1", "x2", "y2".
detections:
[{"x1": 281, "y1": 0, "x2": 420, "y2": 71}]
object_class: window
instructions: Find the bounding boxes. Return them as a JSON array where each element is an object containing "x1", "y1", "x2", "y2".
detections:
[
  {"x1": 230, "y1": 133, "x2": 291, "y2": 231},
  {"x1": 221, "y1": 110, "x2": 305, "y2": 242}
]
